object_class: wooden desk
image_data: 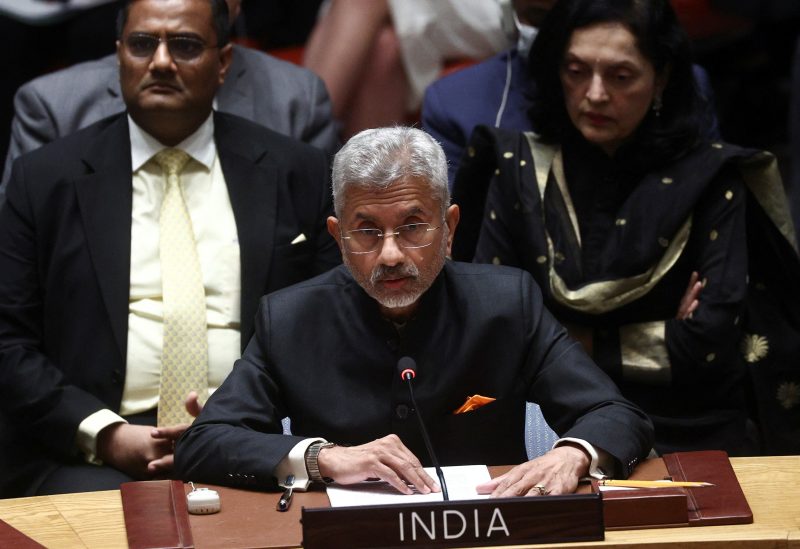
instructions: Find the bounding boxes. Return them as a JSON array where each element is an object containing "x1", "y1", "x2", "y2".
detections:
[
  {"x1": 1, "y1": 456, "x2": 798, "y2": 549},
  {"x1": 0, "y1": 489, "x2": 126, "y2": 548}
]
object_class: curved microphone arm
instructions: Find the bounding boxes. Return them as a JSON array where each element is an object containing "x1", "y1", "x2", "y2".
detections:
[{"x1": 397, "y1": 357, "x2": 450, "y2": 501}]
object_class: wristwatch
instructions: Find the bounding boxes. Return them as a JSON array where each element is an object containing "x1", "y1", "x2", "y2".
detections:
[{"x1": 305, "y1": 441, "x2": 336, "y2": 484}]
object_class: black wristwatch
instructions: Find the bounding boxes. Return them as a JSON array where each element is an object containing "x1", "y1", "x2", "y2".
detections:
[{"x1": 305, "y1": 441, "x2": 335, "y2": 484}]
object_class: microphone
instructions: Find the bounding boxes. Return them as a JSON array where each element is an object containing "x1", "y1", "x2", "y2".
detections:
[{"x1": 397, "y1": 357, "x2": 449, "y2": 501}]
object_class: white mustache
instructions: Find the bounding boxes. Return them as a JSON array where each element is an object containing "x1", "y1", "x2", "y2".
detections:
[{"x1": 370, "y1": 263, "x2": 419, "y2": 285}]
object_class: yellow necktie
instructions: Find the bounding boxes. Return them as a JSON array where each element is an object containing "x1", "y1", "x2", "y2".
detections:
[{"x1": 154, "y1": 148, "x2": 208, "y2": 426}]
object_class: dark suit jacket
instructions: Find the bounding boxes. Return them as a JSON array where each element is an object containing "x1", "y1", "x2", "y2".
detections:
[
  {"x1": 423, "y1": 49, "x2": 533, "y2": 188},
  {"x1": 2, "y1": 45, "x2": 340, "y2": 186},
  {"x1": 0, "y1": 111, "x2": 341, "y2": 497},
  {"x1": 175, "y1": 262, "x2": 654, "y2": 490}
]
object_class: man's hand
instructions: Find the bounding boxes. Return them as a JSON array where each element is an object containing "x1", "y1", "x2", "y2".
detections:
[
  {"x1": 184, "y1": 390, "x2": 203, "y2": 418},
  {"x1": 676, "y1": 271, "x2": 702, "y2": 320},
  {"x1": 317, "y1": 434, "x2": 441, "y2": 495},
  {"x1": 475, "y1": 445, "x2": 589, "y2": 498},
  {"x1": 147, "y1": 390, "x2": 205, "y2": 475},
  {"x1": 99, "y1": 391, "x2": 206, "y2": 479},
  {"x1": 97, "y1": 423, "x2": 174, "y2": 480}
]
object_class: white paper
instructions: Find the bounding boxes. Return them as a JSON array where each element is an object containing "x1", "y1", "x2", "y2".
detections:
[{"x1": 326, "y1": 465, "x2": 492, "y2": 507}]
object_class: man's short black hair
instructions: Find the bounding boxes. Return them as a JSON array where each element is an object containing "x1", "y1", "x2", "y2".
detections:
[{"x1": 116, "y1": 0, "x2": 230, "y2": 47}]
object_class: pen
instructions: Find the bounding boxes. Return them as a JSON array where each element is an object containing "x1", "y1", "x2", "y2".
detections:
[
  {"x1": 599, "y1": 479, "x2": 714, "y2": 488},
  {"x1": 277, "y1": 475, "x2": 294, "y2": 512}
]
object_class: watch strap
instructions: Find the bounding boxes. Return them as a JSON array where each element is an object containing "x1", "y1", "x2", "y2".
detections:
[{"x1": 305, "y1": 441, "x2": 335, "y2": 484}]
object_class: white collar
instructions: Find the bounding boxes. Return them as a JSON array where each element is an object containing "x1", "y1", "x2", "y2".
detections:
[{"x1": 128, "y1": 112, "x2": 216, "y2": 172}]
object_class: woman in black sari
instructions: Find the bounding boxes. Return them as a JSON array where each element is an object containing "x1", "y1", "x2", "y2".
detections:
[{"x1": 453, "y1": 0, "x2": 800, "y2": 455}]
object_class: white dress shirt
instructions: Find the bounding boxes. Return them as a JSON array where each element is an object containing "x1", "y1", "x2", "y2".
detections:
[{"x1": 76, "y1": 114, "x2": 241, "y2": 462}]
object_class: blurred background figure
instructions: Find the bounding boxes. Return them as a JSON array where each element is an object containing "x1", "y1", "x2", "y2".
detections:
[
  {"x1": 302, "y1": 0, "x2": 511, "y2": 139},
  {"x1": 422, "y1": 0, "x2": 554, "y2": 186},
  {"x1": 2, "y1": 0, "x2": 797, "y2": 185},
  {"x1": 0, "y1": 0, "x2": 124, "y2": 175},
  {"x1": 671, "y1": 0, "x2": 800, "y2": 195},
  {"x1": 237, "y1": 0, "x2": 323, "y2": 50}
]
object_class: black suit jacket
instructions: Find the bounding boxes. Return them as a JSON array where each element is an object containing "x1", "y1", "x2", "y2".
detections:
[
  {"x1": 175, "y1": 262, "x2": 654, "y2": 490},
  {"x1": 0, "y1": 112, "x2": 340, "y2": 497}
]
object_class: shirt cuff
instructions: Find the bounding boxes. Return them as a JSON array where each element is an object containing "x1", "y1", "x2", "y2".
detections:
[
  {"x1": 76, "y1": 409, "x2": 128, "y2": 465},
  {"x1": 274, "y1": 438, "x2": 326, "y2": 491},
  {"x1": 554, "y1": 437, "x2": 612, "y2": 479}
]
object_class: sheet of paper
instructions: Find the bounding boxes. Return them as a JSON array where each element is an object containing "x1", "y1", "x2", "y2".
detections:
[{"x1": 326, "y1": 465, "x2": 492, "y2": 507}]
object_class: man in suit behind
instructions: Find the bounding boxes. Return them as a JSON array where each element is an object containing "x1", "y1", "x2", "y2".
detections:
[
  {"x1": 0, "y1": 0, "x2": 340, "y2": 498},
  {"x1": 422, "y1": 0, "x2": 550, "y2": 187},
  {"x1": 0, "y1": 0, "x2": 339, "y2": 189}
]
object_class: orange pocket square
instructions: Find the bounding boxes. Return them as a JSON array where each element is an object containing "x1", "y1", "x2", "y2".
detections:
[{"x1": 453, "y1": 394, "x2": 496, "y2": 414}]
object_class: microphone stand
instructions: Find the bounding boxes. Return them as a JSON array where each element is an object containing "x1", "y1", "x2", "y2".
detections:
[{"x1": 402, "y1": 374, "x2": 450, "y2": 501}]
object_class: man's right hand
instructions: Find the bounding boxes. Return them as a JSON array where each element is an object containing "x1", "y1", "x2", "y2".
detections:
[
  {"x1": 316, "y1": 434, "x2": 440, "y2": 495},
  {"x1": 100, "y1": 392, "x2": 205, "y2": 478},
  {"x1": 144, "y1": 391, "x2": 205, "y2": 476},
  {"x1": 96, "y1": 423, "x2": 174, "y2": 480}
]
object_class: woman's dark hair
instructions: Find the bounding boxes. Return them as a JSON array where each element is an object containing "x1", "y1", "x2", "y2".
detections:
[
  {"x1": 116, "y1": 0, "x2": 230, "y2": 47},
  {"x1": 528, "y1": 0, "x2": 703, "y2": 164}
]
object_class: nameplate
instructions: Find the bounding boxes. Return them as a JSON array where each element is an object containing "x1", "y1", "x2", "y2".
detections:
[{"x1": 301, "y1": 493, "x2": 603, "y2": 548}]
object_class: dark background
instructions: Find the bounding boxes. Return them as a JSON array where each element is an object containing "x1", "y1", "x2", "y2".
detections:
[{"x1": 0, "y1": 0, "x2": 797, "y2": 182}]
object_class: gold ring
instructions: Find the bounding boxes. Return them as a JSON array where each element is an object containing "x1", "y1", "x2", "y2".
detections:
[{"x1": 534, "y1": 483, "x2": 547, "y2": 496}]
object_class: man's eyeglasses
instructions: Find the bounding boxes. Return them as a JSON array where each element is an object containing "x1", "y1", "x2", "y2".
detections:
[
  {"x1": 124, "y1": 33, "x2": 217, "y2": 62},
  {"x1": 341, "y1": 223, "x2": 441, "y2": 254}
]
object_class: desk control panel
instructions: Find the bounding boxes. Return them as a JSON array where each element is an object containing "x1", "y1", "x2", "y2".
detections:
[{"x1": 187, "y1": 487, "x2": 221, "y2": 515}]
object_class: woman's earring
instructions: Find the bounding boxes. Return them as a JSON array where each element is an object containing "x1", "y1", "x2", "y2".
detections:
[{"x1": 652, "y1": 94, "x2": 663, "y2": 117}]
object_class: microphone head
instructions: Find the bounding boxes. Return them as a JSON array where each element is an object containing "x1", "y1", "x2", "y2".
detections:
[{"x1": 397, "y1": 356, "x2": 417, "y2": 380}]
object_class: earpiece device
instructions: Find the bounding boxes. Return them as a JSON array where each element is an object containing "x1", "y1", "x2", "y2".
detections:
[{"x1": 187, "y1": 483, "x2": 221, "y2": 514}]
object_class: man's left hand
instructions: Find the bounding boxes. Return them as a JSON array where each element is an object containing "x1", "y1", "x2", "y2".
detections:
[
  {"x1": 146, "y1": 391, "x2": 205, "y2": 475},
  {"x1": 475, "y1": 445, "x2": 589, "y2": 498}
]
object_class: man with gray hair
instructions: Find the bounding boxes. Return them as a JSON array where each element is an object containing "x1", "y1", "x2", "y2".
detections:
[{"x1": 176, "y1": 126, "x2": 653, "y2": 497}]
